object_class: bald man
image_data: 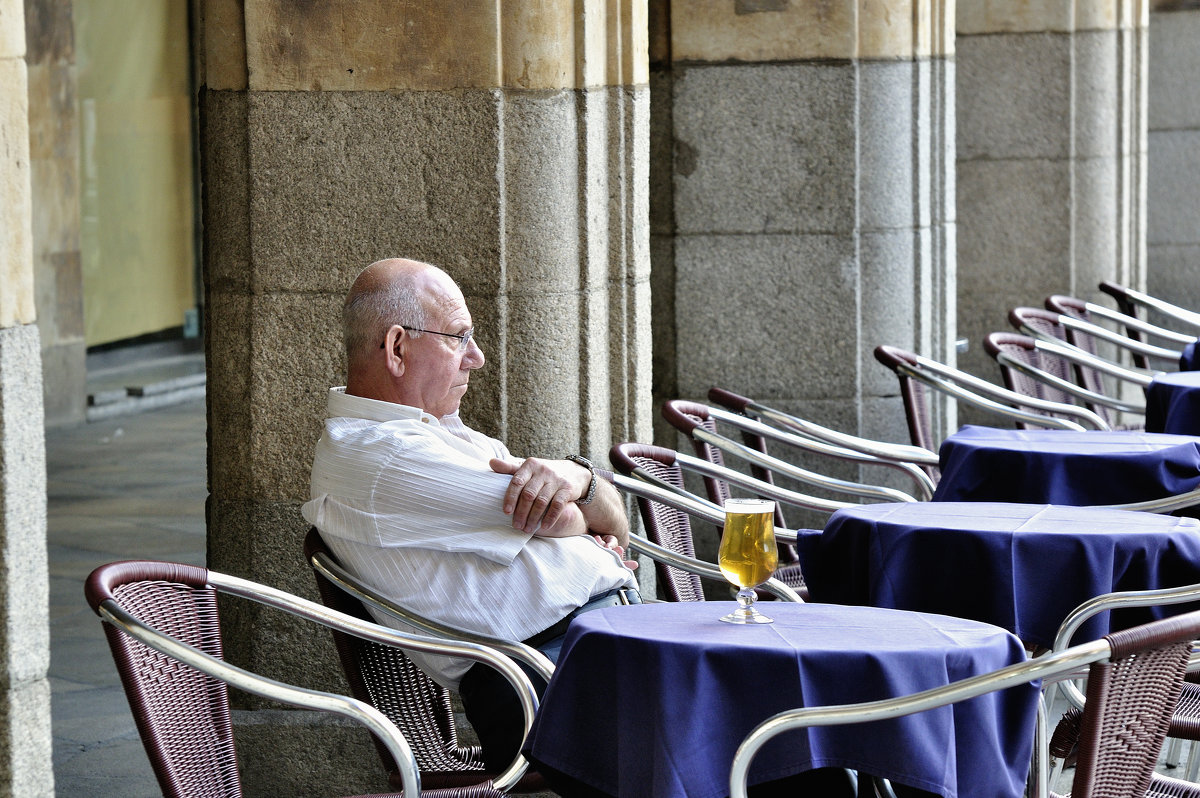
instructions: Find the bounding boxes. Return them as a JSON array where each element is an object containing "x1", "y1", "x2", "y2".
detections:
[{"x1": 302, "y1": 258, "x2": 638, "y2": 771}]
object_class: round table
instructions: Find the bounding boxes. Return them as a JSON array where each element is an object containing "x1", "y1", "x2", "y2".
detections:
[
  {"x1": 1146, "y1": 371, "x2": 1200, "y2": 435},
  {"x1": 932, "y1": 425, "x2": 1200, "y2": 512},
  {"x1": 524, "y1": 601, "x2": 1036, "y2": 798},
  {"x1": 800, "y1": 501, "x2": 1200, "y2": 648}
]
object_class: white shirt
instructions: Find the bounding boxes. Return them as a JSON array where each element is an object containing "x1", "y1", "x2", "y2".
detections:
[{"x1": 301, "y1": 388, "x2": 634, "y2": 687}]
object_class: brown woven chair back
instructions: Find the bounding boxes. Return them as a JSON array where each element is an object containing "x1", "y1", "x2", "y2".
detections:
[
  {"x1": 609, "y1": 443, "x2": 706, "y2": 603},
  {"x1": 1052, "y1": 612, "x2": 1200, "y2": 798},
  {"x1": 872, "y1": 345, "x2": 941, "y2": 479},
  {"x1": 661, "y1": 400, "x2": 733, "y2": 507},
  {"x1": 1010, "y1": 306, "x2": 1115, "y2": 426},
  {"x1": 661, "y1": 399, "x2": 795, "y2": 546},
  {"x1": 304, "y1": 529, "x2": 492, "y2": 789},
  {"x1": 85, "y1": 560, "x2": 243, "y2": 798},
  {"x1": 983, "y1": 332, "x2": 1093, "y2": 430}
]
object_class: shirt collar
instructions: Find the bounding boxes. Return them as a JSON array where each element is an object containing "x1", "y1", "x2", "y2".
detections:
[{"x1": 326, "y1": 387, "x2": 441, "y2": 426}]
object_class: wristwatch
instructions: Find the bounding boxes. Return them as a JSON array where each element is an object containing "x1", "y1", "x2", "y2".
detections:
[{"x1": 566, "y1": 454, "x2": 598, "y2": 506}]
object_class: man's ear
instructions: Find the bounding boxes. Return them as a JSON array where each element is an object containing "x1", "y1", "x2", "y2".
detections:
[{"x1": 383, "y1": 325, "x2": 407, "y2": 377}]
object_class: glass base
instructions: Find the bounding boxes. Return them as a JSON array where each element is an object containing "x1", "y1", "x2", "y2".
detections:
[
  {"x1": 719, "y1": 605, "x2": 774, "y2": 624},
  {"x1": 719, "y1": 588, "x2": 774, "y2": 624}
]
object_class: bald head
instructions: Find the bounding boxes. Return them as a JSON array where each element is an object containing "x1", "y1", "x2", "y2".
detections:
[
  {"x1": 342, "y1": 258, "x2": 484, "y2": 412},
  {"x1": 344, "y1": 258, "x2": 444, "y2": 367}
]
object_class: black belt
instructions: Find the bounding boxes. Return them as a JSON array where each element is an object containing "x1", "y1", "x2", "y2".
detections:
[{"x1": 522, "y1": 586, "x2": 642, "y2": 650}]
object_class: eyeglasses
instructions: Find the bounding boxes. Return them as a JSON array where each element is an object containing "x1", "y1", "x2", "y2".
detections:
[{"x1": 381, "y1": 326, "x2": 475, "y2": 353}]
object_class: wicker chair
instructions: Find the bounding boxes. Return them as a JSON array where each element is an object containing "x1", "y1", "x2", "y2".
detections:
[
  {"x1": 872, "y1": 344, "x2": 1110, "y2": 453},
  {"x1": 85, "y1": 559, "x2": 536, "y2": 798},
  {"x1": 1099, "y1": 281, "x2": 1200, "y2": 349},
  {"x1": 706, "y1": 386, "x2": 939, "y2": 495},
  {"x1": 1051, "y1": 582, "x2": 1200, "y2": 783},
  {"x1": 663, "y1": 399, "x2": 927, "y2": 505},
  {"x1": 609, "y1": 441, "x2": 808, "y2": 602},
  {"x1": 731, "y1": 610, "x2": 1200, "y2": 798},
  {"x1": 1047, "y1": 293, "x2": 1193, "y2": 371},
  {"x1": 1009, "y1": 307, "x2": 1162, "y2": 426},
  {"x1": 303, "y1": 529, "x2": 550, "y2": 794},
  {"x1": 983, "y1": 331, "x2": 1149, "y2": 428}
]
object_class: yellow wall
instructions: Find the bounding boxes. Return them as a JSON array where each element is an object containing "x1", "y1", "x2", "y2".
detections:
[{"x1": 76, "y1": 0, "x2": 195, "y2": 346}]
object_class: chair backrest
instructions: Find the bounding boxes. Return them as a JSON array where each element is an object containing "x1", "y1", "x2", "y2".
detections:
[
  {"x1": 303, "y1": 528, "x2": 491, "y2": 790},
  {"x1": 659, "y1": 400, "x2": 736, "y2": 514},
  {"x1": 1100, "y1": 280, "x2": 1200, "y2": 334},
  {"x1": 1009, "y1": 307, "x2": 1113, "y2": 422},
  {"x1": 872, "y1": 345, "x2": 940, "y2": 459},
  {"x1": 983, "y1": 332, "x2": 1092, "y2": 427},
  {"x1": 661, "y1": 400, "x2": 792, "y2": 530},
  {"x1": 874, "y1": 344, "x2": 1111, "y2": 444},
  {"x1": 1058, "y1": 613, "x2": 1199, "y2": 797},
  {"x1": 609, "y1": 443, "x2": 706, "y2": 603},
  {"x1": 84, "y1": 560, "x2": 242, "y2": 798}
]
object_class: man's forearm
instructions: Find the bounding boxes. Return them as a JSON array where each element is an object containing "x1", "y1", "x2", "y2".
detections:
[{"x1": 578, "y1": 478, "x2": 629, "y2": 548}]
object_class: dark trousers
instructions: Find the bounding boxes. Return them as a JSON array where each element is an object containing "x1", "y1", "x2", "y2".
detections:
[
  {"x1": 460, "y1": 587, "x2": 641, "y2": 771},
  {"x1": 459, "y1": 653, "x2": 550, "y2": 772}
]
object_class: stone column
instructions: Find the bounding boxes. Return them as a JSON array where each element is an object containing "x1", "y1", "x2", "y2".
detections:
[
  {"x1": 655, "y1": 0, "x2": 957, "y2": 455},
  {"x1": 198, "y1": 1, "x2": 648, "y2": 794},
  {"x1": 24, "y1": 0, "x2": 84, "y2": 427},
  {"x1": 0, "y1": 0, "x2": 53, "y2": 793},
  {"x1": 956, "y1": 0, "x2": 1148, "y2": 378},
  {"x1": 1146, "y1": 1, "x2": 1200, "y2": 310}
]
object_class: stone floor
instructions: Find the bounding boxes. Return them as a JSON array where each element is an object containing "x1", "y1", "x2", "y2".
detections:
[
  {"x1": 46, "y1": 394, "x2": 1199, "y2": 796},
  {"x1": 49, "y1": 397, "x2": 207, "y2": 797}
]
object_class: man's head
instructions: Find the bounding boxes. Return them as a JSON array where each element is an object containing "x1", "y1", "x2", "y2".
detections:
[{"x1": 343, "y1": 258, "x2": 485, "y2": 417}]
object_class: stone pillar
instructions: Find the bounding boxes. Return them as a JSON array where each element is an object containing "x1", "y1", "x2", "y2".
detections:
[
  {"x1": 654, "y1": 0, "x2": 957, "y2": 451},
  {"x1": 0, "y1": 0, "x2": 54, "y2": 793},
  {"x1": 956, "y1": 0, "x2": 1148, "y2": 378},
  {"x1": 198, "y1": 1, "x2": 649, "y2": 794},
  {"x1": 24, "y1": 0, "x2": 84, "y2": 427},
  {"x1": 1146, "y1": 2, "x2": 1200, "y2": 310}
]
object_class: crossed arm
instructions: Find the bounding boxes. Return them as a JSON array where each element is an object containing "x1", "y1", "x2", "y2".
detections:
[{"x1": 489, "y1": 457, "x2": 630, "y2": 550}]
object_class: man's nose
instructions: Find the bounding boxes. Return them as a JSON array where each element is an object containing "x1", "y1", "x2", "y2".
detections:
[{"x1": 464, "y1": 336, "x2": 485, "y2": 368}]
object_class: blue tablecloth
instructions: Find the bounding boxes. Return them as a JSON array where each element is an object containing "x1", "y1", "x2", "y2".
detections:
[
  {"x1": 798, "y1": 502, "x2": 1200, "y2": 649},
  {"x1": 1146, "y1": 371, "x2": 1200, "y2": 435},
  {"x1": 932, "y1": 425, "x2": 1200, "y2": 510},
  {"x1": 524, "y1": 602, "x2": 1036, "y2": 798},
  {"x1": 1181, "y1": 341, "x2": 1199, "y2": 371}
]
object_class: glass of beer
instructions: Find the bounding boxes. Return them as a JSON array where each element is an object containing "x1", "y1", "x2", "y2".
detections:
[{"x1": 717, "y1": 498, "x2": 778, "y2": 624}]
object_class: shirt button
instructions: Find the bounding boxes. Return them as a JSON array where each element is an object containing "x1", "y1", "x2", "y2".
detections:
[{"x1": 421, "y1": 417, "x2": 430, "y2": 423}]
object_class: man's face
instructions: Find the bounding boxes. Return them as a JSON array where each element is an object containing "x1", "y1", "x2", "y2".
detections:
[{"x1": 396, "y1": 280, "x2": 485, "y2": 418}]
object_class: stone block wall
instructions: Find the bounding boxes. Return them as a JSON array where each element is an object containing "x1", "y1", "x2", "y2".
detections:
[{"x1": 1147, "y1": 5, "x2": 1200, "y2": 312}]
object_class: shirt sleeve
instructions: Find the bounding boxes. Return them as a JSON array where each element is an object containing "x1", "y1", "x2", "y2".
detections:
[{"x1": 363, "y1": 431, "x2": 532, "y2": 564}]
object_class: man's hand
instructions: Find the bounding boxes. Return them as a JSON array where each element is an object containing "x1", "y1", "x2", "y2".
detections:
[
  {"x1": 490, "y1": 457, "x2": 590, "y2": 533},
  {"x1": 593, "y1": 534, "x2": 638, "y2": 571}
]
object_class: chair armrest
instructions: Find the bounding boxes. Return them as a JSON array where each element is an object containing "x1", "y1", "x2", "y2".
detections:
[
  {"x1": 1085, "y1": 302, "x2": 1197, "y2": 347},
  {"x1": 307, "y1": 552, "x2": 556, "y2": 683},
  {"x1": 1098, "y1": 486, "x2": 1200, "y2": 515},
  {"x1": 1057, "y1": 312, "x2": 1187, "y2": 363},
  {"x1": 708, "y1": 388, "x2": 940, "y2": 469},
  {"x1": 1051, "y1": 581, "x2": 1200, "y2": 709},
  {"x1": 98, "y1": 596, "x2": 425, "y2": 796},
  {"x1": 995, "y1": 349, "x2": 1148, "y2": 415},
  {"x1": 904, "y1": 357, "x2": 1111, "y2": 430},
  {"x1": 624, "y1": 536, "x2": 804, "y2": 603},
  {"x1": 1034, "y1": 337, "x2": 1156, "y2": 387},
  {"x1": 687, "y1": 423, "x2": 922, "y2": 504},
  {"x1": 729, "y1": 640, "x2": 1109, "y2": 798},
  {"x1": 204, "y1": 569, "x2": 539, "y2": 792},
  {"x1": 716, "y1": 400, "x2": 939, "y2": 500}
]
